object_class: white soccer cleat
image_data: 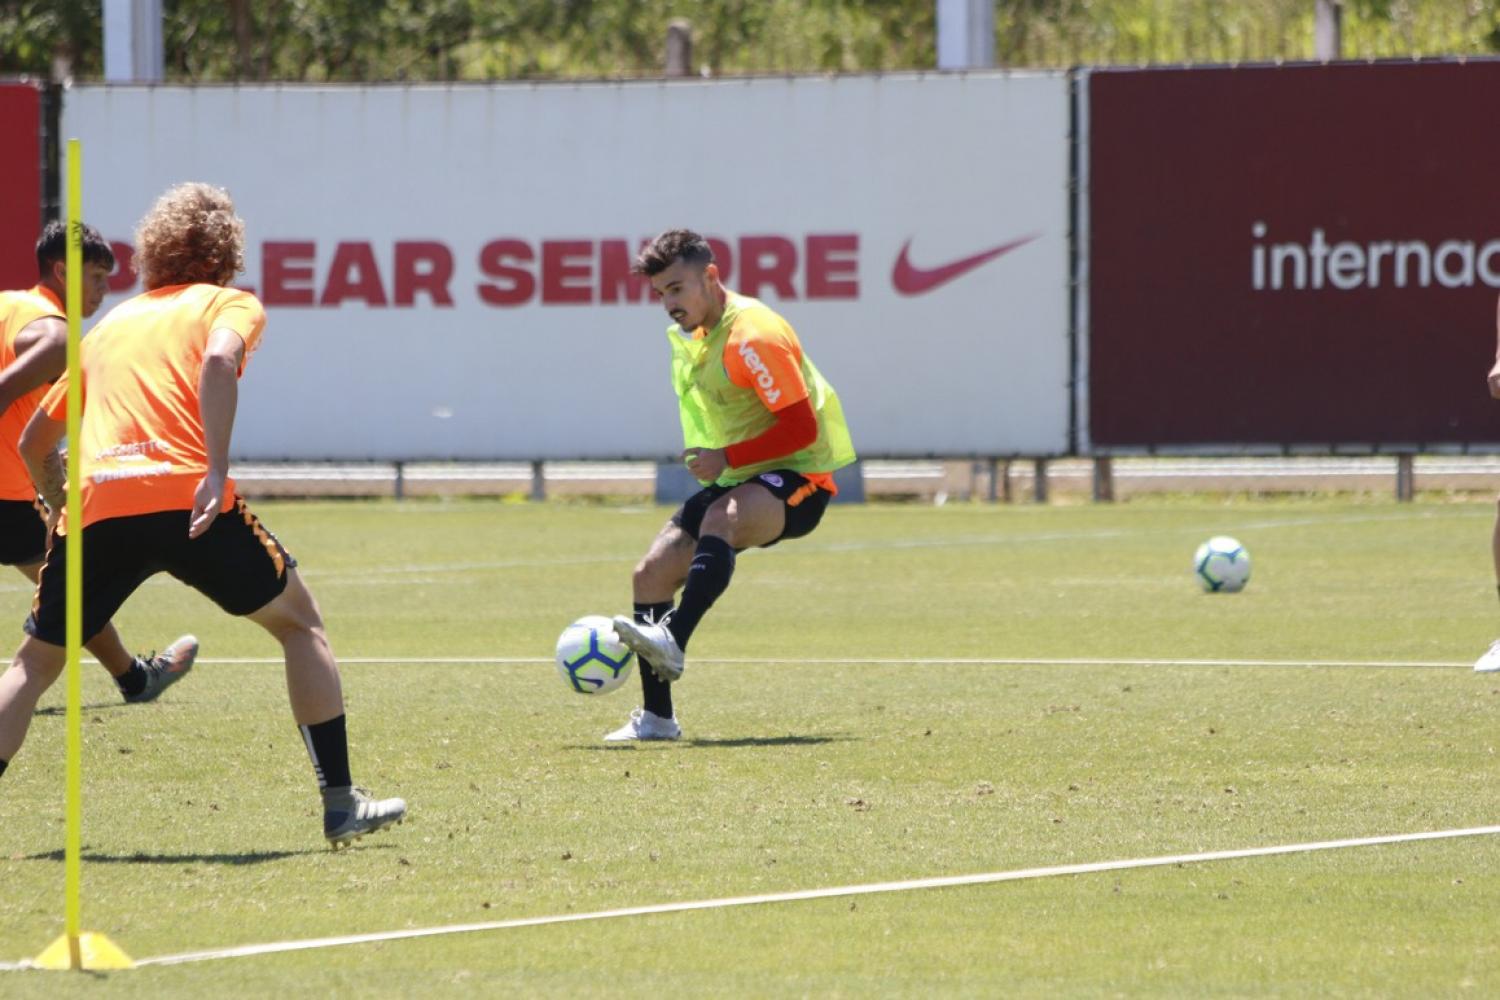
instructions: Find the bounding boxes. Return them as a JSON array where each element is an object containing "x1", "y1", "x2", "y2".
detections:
[
  {"x1": 611, "y1": 615, "x2": 686, "y2": 683},
  {"x1": 604, "y1": 707, "x2": 682, "y2": 742},
  {"x1": 1474, "y1": 639, "x2": 1500, "y2": 673}
]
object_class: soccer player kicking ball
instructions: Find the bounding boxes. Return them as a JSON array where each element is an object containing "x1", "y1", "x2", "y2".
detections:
[
  {"x1": 607, "y1": 229, "x2": 856, "y2": 741},
  {"x1": 0, "y1": 222, "x2": 197, "y2": 702},
  {"x1": 0, "y1": 184, "x2": 405, "y2": 848},
  {"x1": 1479, "y1": 293, "x2": 1500, "y2": 673}
]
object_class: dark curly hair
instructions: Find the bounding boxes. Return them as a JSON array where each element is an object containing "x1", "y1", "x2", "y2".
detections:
[{"x1": 632, "y1": 229, "x2": 714, "y2": 277}]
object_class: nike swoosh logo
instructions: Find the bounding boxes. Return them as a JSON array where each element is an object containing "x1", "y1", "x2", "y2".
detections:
[{"x1": 891, "y1": 234, "x2": 1039, "y2": 296}]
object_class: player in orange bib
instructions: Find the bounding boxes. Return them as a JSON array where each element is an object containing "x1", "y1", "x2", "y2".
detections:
[
  {"x1": 607, "y1": 229, "x2": 856, "y2": 741},
  {"x1": 0, "y1": 222, "x2": 197, "y2": 703},
  {"x1": 0, "y1": 185, "x2": 404, "y2": 848}
]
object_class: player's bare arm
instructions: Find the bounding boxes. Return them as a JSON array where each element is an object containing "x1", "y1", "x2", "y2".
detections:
[
  {"x1": 0, "y1": 317, "x2": 66, "y2": 415},
  {"x1": 1491, "y1": 295, "x2": 1500, "y2": 398},
  {"x1": 189, "y1": 327, "x2": 245, "y2": 538},
  {"x1": 18, "y1": 408, "x2": 67, "y2": 513}
]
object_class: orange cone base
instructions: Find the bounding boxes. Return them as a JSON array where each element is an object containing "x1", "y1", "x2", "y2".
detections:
[{"x1": 31, "y1": 932, "x2": 134, "y2": 970}]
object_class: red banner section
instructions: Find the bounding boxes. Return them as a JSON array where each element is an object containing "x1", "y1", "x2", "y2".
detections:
[
  {"x1": 1089, "y1": 62, "x2": 1500, "y2": 448},
  {"x1": 0, "y1": 82, "x2": 40, "y2": 291}
]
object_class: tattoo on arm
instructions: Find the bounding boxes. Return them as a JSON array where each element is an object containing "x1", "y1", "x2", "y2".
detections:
[{"x1": 38, "y1": 450, "x2": 66, "y2": 513}]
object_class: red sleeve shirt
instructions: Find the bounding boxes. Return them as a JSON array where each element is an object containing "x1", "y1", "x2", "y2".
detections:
[{"x1": 717, "y1": 307, "x2": 832, "y2": 492}]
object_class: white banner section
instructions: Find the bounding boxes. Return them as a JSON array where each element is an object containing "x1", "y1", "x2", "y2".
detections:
[{"x1": 63, "y1": 77, "x2": 1069, "y2": 460}]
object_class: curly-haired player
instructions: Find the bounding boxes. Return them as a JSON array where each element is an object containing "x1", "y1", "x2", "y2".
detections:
[
  {"x1": 0, "y1": 221, "x2": 197, "y2": 703},
  {"x1": 0, "y1": 184, "x2": 405, "y2": 848}
]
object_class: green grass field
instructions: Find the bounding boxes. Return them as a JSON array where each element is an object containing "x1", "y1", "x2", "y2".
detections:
[{"x1": 2, "y1": 495, "x2": 1497, "y2": 997}]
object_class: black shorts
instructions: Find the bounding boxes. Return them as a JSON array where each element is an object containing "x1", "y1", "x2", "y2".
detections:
[
  {"x1": 25, "y1": 498, "x2": 296, "y2": 647},
  {"x1": 671, "y1": 469, "x2": 833, "y2": 549},
  {"x1": 0, "y1": 498, "x2": 48, "y2": 566}
]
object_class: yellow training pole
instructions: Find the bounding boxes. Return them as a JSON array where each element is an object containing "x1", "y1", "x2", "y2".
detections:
[
  {"x1": 32, "y1": 138, "x2": 132, "y2": 972},
  {"x1": 64, "y1": 137, "x2": 83, "y2": 969}
]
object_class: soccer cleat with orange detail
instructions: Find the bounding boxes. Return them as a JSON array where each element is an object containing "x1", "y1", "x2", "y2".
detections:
[{"x1": 123, "y1": 634, "x2": 199, "y2": 704}]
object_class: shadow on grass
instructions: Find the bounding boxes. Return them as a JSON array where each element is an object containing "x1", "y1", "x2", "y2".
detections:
[
  {"x1": 569, "y1": 734, "x2": 856, "y2": 750},
  {"x1": 19, "y1": 845, "x2": 338, "y2": 865},
  {"x1": 686, "y1": 734, "x2": 856, "y2": 748},
  {"x1": 34, "y1": 701, "x2": 132, "y2": 716}
]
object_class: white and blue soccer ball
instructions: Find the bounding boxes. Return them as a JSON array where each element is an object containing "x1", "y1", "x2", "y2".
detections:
[
  {"x1": 1194, "y1": 536, "x2": 1251, "y2": 593},
  {"x1": 555, "y1": 615, "x2": 635, "y2": 695}
]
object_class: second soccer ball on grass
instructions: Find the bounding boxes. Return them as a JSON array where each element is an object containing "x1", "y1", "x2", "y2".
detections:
[
  {"x1": 1194, "y1": 536, "x2": 1251, "y2": 593},
  {"x1": 555, "y1": 615, "x2": 635, "y2": 694}
]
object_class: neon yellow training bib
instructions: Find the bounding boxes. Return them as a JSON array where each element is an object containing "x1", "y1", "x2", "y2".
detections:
[{"x1": 667, "y1": 291, "x2": 855, "y2": 487}]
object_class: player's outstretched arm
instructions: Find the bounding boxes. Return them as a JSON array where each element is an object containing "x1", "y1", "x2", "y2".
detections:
[
  {"x1": 190, "y1": 327, "x2": 245, "y2": 538},
  {"x1": 0, "y1": 317, "x2": 66, "y2": 416}
]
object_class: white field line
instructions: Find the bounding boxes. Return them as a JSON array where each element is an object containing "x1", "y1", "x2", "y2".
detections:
[
  {"x1": 0, "y1": 508, "x2": 1458, "y2": 594},
  {"x1": 56, "y1": 824, "x2": 1486, "y2": 970},
  {"x1": 184, "y1": 655, "x2": 1468, "y2": 669}
]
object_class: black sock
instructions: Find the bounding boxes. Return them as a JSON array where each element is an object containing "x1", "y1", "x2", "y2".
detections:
[
  {"x1": 667, "y1": 535, "x2": 736, "y2": 653},
  {"x1": 115, "y1": 659, "x2": 147, "y2": 697},
  {"x1": 299, "y1": 714, "x2": 352, "y2": 790},
  {"x1": 0, "y1": 758, "x2": 7, "y2": 778},
  {"x1": 635, "y1": 602, "x2": 674, "y2": 719}
]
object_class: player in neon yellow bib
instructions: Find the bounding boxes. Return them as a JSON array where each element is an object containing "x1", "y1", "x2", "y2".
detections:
[{"x1": 608, "y1": 230, "x2": 856, "y2": 742}]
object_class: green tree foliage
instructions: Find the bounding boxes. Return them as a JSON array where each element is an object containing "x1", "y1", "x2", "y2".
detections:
[
  {"x1": 0, "y1": 1, "x2": 103, "y2": 78},
  {"x1": 2, "y1": 1, "x2": 1497, "y2": 82}
]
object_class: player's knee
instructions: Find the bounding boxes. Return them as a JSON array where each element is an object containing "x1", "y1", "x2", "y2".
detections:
[
  {"x1": 8, "y1": 643, "x2": 64, "y2": 688},
  {"x1": 699, "y1": 503, "x2": 735, "y2": 540},
  {"x1": 246, "y1": 581, "x2": 325, "y2": 640},
  {"x1": 633, "y1": 556, "x2": 675, "y2": 593},
  {"x1": 255, "y1": 613, "x2": 326, "y2": 649}
]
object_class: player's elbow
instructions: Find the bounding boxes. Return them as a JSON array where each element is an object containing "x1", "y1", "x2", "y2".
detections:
[
  {"x1": 34, "y1": 327, "x2": 68, "y2": 373},
  {"x1": 784, "y1": 400, "x2": 819, "y2": 451},
  {"x1": 18, "y1": 410, "x2": 61, "y2": 464},
  {"x1": 200, "y1": 351, "x2": 241, "y2": 383}
]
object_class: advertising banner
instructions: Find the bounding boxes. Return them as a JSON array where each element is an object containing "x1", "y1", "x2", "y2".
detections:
[
  {"x1": 65, "y1": 76, "x2": 1071, "y2": 460},
  {"x1": 0, "y1": 82, "x2": 40, "y2": 291},
  {"x1": 1087, "y1": 61, "x2": 1500, "y2": 449}
]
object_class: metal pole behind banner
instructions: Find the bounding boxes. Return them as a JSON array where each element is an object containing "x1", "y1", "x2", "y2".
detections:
[
  {"x1": 104, "y1": 0, "x2": 164, "y2": 82},
  {"x1": 1315, "y1": 0, "x2": 1343, "y2": 61},
  {"x1": 937, "y1": 0, "x2": 995, "y2": 70}
]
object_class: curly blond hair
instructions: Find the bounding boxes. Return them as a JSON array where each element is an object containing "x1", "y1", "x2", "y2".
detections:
[{"x1": 133, "y1": 182, "x2": 245, "y2": 290}]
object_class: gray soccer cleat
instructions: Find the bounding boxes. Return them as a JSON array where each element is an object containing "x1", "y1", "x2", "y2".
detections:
[
  {"x1": 1475, "y1": 638, "x2": 1500, "y2": 673},
  {"x1": 323, "y1": 786, "x2": 407, "y2": 849},
  {"x1": 122, "y1": 634, "x2": 199, "y2": 704},
  {"x1": 610, "y1": 615, "x2": 685, "y2": 683}
]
